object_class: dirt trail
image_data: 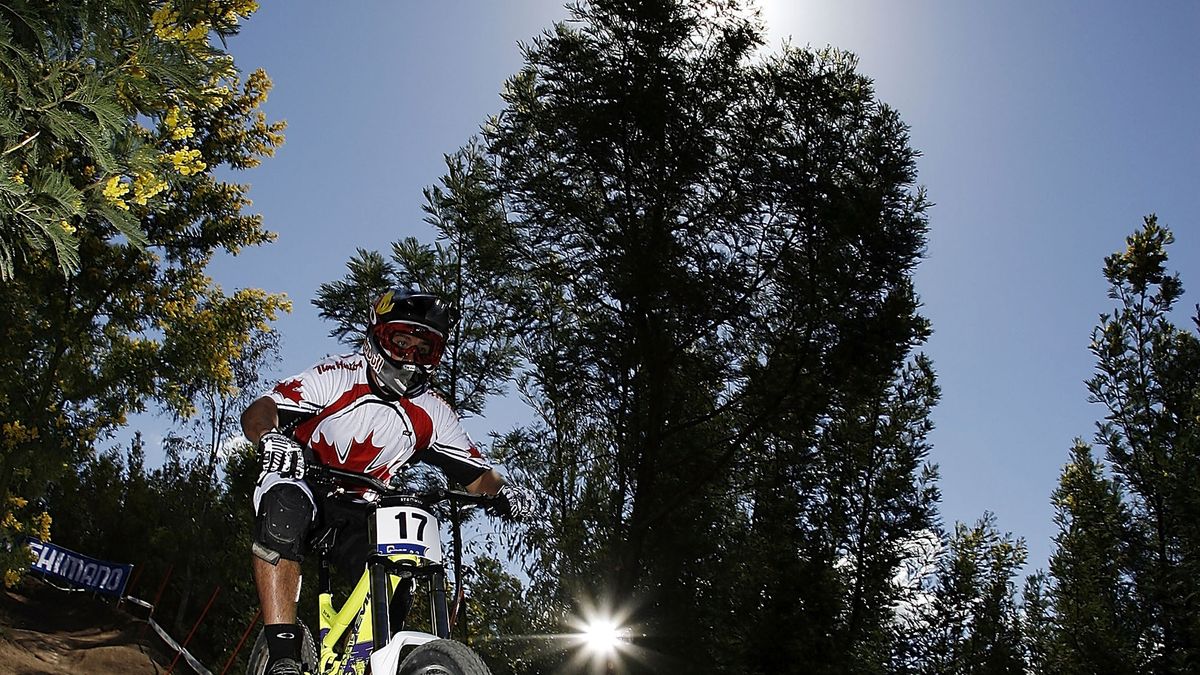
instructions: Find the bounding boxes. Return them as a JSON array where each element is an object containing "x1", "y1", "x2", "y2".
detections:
[{"x1": 0, "y1": 579, "x2": 171, "y2": 675}]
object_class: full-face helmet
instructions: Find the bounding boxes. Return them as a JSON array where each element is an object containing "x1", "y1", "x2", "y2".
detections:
[{"x1": 363, "y1": 288, "x2": 451, "y2": 398}]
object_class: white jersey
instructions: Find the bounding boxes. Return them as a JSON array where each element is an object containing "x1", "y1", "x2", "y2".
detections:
[{"x1": 267, "y1": 353, "x2": 491, "y2": 486}]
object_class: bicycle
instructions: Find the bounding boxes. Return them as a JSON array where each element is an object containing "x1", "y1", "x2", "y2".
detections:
[{"x1": 248, "y1": 464, "x2": 495, "y2": 675}]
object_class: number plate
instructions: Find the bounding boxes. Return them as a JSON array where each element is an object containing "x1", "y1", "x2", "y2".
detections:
[{"x1": 374, "y1": 505, "x2": 442, "y2": 563}]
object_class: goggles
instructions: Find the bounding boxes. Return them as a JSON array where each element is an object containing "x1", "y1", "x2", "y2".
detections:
[{"x1": 371, "y1": 321, "x2": 445, "y2": 366}]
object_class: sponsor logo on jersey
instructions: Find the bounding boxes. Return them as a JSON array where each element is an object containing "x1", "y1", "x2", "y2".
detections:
[{"x1": 315, "y1": 360, "x2": 358, "y2": 375}]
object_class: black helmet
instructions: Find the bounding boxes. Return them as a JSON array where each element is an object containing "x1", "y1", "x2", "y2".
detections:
[{"x1": 363, "y1": 288, "x2": 451, "y2": 397}]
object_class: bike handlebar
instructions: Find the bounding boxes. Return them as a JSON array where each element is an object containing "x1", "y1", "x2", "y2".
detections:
[{"x1": 305, "y1": 463, "x2": 497, "y2": 508}]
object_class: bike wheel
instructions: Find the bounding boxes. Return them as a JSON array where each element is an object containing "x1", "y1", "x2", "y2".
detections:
[
  {"x1": 396, "y1": 639, "x2": 492, "y2": 675},
  {"x1": 247, "y1": 622, "x2": 319, "y2": 674}
]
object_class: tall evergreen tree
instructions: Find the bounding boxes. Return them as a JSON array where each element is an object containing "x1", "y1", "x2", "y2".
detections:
[
  {"x1": 1074, "y1": 215, "x2": 1200, "y2": 672},
  {"x1": 313, "y1": 145, "x2": 528, "y2": 660},
  {"x1": 313, "y1": 143, "x2": 517, "y2": 420},
  {"x1": 1019, "y1": 572, "x2": 1054, "y2": 674},
  {"x1": 1045, "y1": 441, "x2": 1142, "y2": 674},
  {"x1": 306, "y1": 2, "x2": 938, "y2": 670},
  {"x1": 735, "y1": 355, "x2": 940, "y2": 674},
  {"x1": 908, "y1": 515, "x2": 1029, "y2": 675},
  {"x1": 450, "y1": 0, "x2": 938, "y2": 671}
]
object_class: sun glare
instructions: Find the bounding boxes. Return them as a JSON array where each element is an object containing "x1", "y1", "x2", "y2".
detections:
[
  {"x1": 564, "y1": 597, "x2": 648, "y2": 672},
  {"x1": 582, "y1": 618, "x2": 622, "y2": 654}
]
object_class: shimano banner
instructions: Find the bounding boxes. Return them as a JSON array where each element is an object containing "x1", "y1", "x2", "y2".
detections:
[{"x1": 26, "y1": 538, "x2": 133, "y2": 597}]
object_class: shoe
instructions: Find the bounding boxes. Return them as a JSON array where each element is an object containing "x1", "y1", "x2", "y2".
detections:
[{"x1": 266, "y1": 657, "x2": 304, "y2": 675}]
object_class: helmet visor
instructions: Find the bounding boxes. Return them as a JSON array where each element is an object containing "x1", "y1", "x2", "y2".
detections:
[{"x1": 371, "y1": 321, "x2": 445, "y2": 366}]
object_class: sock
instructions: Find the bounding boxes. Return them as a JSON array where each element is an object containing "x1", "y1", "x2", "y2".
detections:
[{"x1": 264, "y1": 623, "x2": 301, "y2": 664}]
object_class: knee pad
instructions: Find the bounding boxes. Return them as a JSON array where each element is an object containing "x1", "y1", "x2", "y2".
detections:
[{"x1": 253, "y1": 485, "x2": 314, "y2": 565}]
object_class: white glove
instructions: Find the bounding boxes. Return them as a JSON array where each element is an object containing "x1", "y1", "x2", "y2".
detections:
[
  {"x1": 258, "y1": 430, "x2": 305, "y2": 480},
  {"x1": 487, "y1": 484, "x2": 536, "y2": 522}
]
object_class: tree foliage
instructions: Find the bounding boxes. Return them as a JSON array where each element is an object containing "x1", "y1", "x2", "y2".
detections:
[
  {"x1": 312, "y1": 0, "x2": 948, "y2": 659},
  {"x1": 904, "y1": 515, "x2": 1030, "y2": 674},
  {"x1": 0, "y1": 0, "x2": 287, "y2": 583},
  {"x1": 1045, "y1": 215, "x2": 1200, "y2": 673},
  {"x1": 0, "y1": 0, "x2": 271, "y2": 278},
  {"x1": 1045, "y1": 441, "x2": 1142, "y2": 673},
  {"x1": 48, "y1": 431, "x2": 263, "y2": 669},
  {"x1": 415, "y1": 0, "x2": 941, "y2": 671},
  {"x1": 12, "y1": 3, "x2": 1198, "y2": 673},
  {"x1": 46, "y1": 322, "x2": 278, "y2": 669}
]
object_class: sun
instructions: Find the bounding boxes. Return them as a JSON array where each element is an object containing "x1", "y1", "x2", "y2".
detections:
[{"x1": 581, "y1": 617, "x2": 623, "y2": 655}]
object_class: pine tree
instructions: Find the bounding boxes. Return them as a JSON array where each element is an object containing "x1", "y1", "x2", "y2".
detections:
[
  {"x1": 469, "y1": 0, "x2": 935, "y2": 670},
  {"x1": 312, "y1": 146, "x2": 529, "y2": 659},
  {"x1": 306, "y1": 1, "x2": 937, "y2": 669},
  {"x1": 314, "y1": 143, "x2": 518, "y2": 419},
  {"x1": 1045, "y1": 441, "x2": 1142, "y2": 673},
  {"x1": 909, "y1": 515, "x2": 1029, "y2": 674},
  {"x1": 1079, "y1": 215, "x2": 1200, "y2": 672},
  {"x1": 1020, "y1": 572, "x2": 1053, "y2": 674}
]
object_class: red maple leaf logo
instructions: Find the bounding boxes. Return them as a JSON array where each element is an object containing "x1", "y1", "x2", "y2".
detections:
[
  {"x1": 273, "y1": 379, "x2": 303, "y2": 404},
  {"x1": 308, "y1": 432, "x2": 340, "y2": 466},
  {"x1": 308, "y1": 431, "x2": 387, "y2": 476}
]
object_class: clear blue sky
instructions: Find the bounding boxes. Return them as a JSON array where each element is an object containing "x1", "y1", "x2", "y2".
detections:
[{"x1": 148, "y1": 1, "x2": 1199, "y2": 575}]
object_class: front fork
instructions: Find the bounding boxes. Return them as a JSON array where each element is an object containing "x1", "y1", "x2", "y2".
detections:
[
  {"x1": 430, "y1": 568, "x2": 450, "y2": 638},
  {"x1": 370, "y1": 558, "x2": 451, "y2": 645},
  {"x1": 369, "y1": 561, "x2": 392, "y2": 652},
  {"x1": 315, "y1": 556, "x2": 452, "y2": 673}
]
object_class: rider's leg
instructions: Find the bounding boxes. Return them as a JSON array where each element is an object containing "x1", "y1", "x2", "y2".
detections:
[
  {"x1": 323, "y1": 497, "x2": 368, "y2": 585},
  {"x1": 252, "y1": 478, "x2": 316, "y2": 669},
  {"x1": 253, "y1": 556, "x2": 302, "y2": 623},
  {"x1": 254, "y1": 556, "x2": 304, "y2": 672}
]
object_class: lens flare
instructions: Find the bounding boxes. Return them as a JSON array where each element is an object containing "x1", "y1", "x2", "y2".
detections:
[
  {"x1": 581, "y1": 617, "x2": 623, "y2": 654},
  {"x1": 561, "y1": 596, "x2": 655, "y2": 673}
]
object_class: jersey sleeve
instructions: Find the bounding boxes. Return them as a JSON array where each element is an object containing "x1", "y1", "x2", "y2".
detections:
[
  {"x1": 413, "y1": 393, "x2": 493, "y2": 486},
  {"x1": 266, "y1": 358, "x2": 343, "y2": 431}
]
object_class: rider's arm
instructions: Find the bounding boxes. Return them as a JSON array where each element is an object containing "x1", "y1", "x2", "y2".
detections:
[
  {"x1": 465, "y1": 469, "x2": 504, "y2": 496},
  {"x1": 241, "y1": 396, "x2": 280, "y2": 445},
  {"x1": 416, "y1": 391, "x2": 500, "y2": 491}
]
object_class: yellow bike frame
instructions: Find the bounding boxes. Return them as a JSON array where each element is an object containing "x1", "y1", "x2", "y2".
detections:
[
  {"x1": 289, "y1": 467, "x2": 484, "y2": 675},
  {"x1": 316, "y1": 552, "x2": 431, "y2": 675}
]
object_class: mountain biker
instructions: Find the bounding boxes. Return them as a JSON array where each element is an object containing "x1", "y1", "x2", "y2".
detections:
[{"x1": 240, "y1": 288, "x2": 534, "y2": 675}]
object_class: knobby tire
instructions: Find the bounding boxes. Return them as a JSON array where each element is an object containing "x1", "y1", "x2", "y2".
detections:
[{"x1": 396, "y1": 638, "x2": 492, "y2": 675}]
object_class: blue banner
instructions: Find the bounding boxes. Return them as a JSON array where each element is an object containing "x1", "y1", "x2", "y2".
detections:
[{"x1": 26, "y1": 538, "x2": 133, "y2": 597}]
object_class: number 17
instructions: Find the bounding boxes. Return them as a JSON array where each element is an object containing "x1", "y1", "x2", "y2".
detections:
[{"x1": 395, "y1": 511, "x2": 428, "y2": 539}]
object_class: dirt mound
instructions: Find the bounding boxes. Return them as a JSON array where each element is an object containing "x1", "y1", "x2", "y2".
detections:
[{"x1": 0, "y1": 578, "x2": 172, "y2": 675}]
